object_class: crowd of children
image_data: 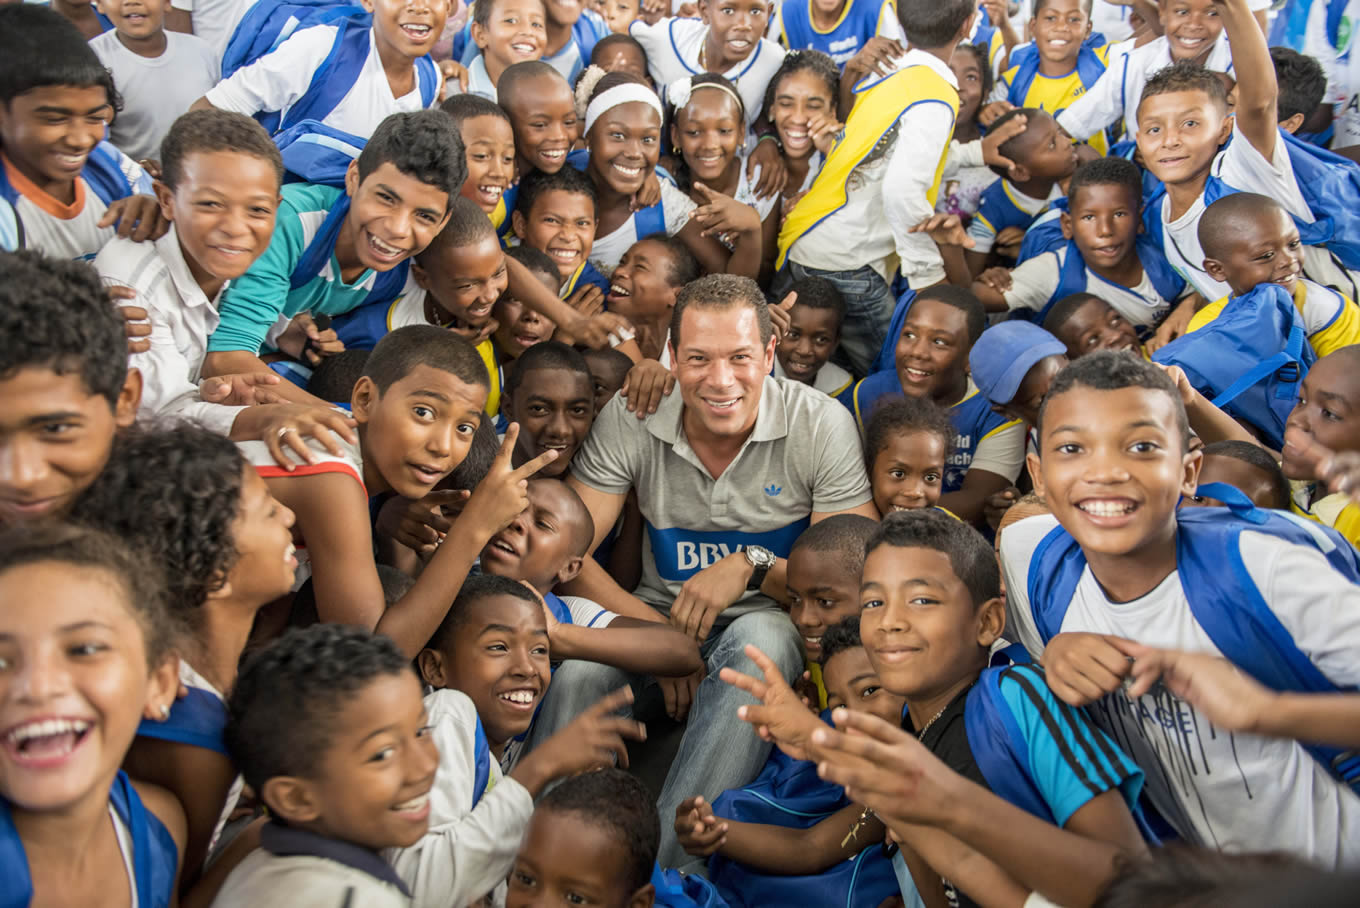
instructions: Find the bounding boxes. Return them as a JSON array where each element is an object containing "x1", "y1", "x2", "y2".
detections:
[{"x1": 4, "y1": 0, "x2": 1360, "y2": 904}]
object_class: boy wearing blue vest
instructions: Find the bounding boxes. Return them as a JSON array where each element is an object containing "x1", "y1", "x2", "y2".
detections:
[
  {"x1": 773, "y1": 0, "x2": 905, "y2": 69},
  {"x1": 1136, "y1": 0, "x2": 1360, "y2": 313},
  {"x1": 1189, "y1": 192, "x2": 1360, "y2": 357},
  {"x1": 333, "y1": 197, "x2": 509, "y2": 417},
  {"x1": 540, "y1": 0, "x2": 610, "y2": 82},
  {"x1": 991, "y1": 0, "x2": 1110, "y2": 148},
  {"x1": 1002, "y1": 351, "x2": 1360, "y2": 866},
  {"x1": 197, "y1": 0, "x2": 447, "y2": 138},
  {"x1": 843, "y1": 285, "x2": 1025, "y2": 525},
  {"x1": 0, "y1": 5, "x2": 163, "y2": 260},
  {"x1": 776, "y1": 0, "x2": 974, "y2": 377},
  {"x1": 391, "y1": 575, "x2": 649, "y2": 905},
  {"x1": 972, "y1": 157, "x2": 1186, "y2": 330},
  {"x1": 963, "y1": 107, "x2": 1078, "y2": 270},
  {"x1": 675, "y1": 617, "x2": 901, "y2": 908},
  {"x1": 202, "y1": 110, "x2": 461, "y2": 402},
  {"x1": 725, "y1": 509, "x2": 1148, "y2": 908}
]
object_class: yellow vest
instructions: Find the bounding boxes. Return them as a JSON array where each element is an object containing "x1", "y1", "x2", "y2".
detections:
[{"x1": 777, "y1": 63, "x2": 960, "y2": 269}]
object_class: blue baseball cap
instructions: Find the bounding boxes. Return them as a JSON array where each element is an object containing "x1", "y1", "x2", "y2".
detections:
[{"x1": 969, "y1": 321, "x2": 1068, "y2": 407}]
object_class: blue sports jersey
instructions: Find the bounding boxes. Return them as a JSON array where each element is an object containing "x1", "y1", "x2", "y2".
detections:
[{"x1": 777, "y1": 0, "x2": 896, "y2": 68}]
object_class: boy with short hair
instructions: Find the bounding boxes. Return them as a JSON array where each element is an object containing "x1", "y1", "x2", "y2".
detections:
[
  {"x1": 202, "y1": 110, "x2": 463, "y2": 397},
  {"x1": 0, "y1": 250, "x2": 141, "y2": 526},
  {"x1": 501, "y1": 341, "x2": 596, "y2": 480},
  {"x1": 333, "y1": 196, "x2": 509, "y2": 416},
  {"x1": 1137, "y1": 0, "x2": 1360, "y2": 309},
  {"x1": 513, "y1": 166, "x2": 611, "y2": 297},
  {"x1": 964, "y1": 107, "x2": 1078, "y2": 267},
  {"x1": 195, "y1": 0, "x2": 448, "y2": 137},
  {"x1": 497, "y1": 61, "x2": 578, "y2": 177},
  {"x1": 90, "y1": 0, "x2": 219, "y2": 163},
  {"x1": 442, "y1": 93, "x2": 518, "y2": 238},
  {"x1": 97, "y1": 110, "x2": 356, "y2": 452},
  {"x1": 391, "y1": 574, "x2": 649, "y2": 905},
  {"x1": 773, "y1": 276, "x2": 852, "y2": 398},
  {"x1": 971, "y1": 157, "x2": 1187, "y2": 330},
  {"x1": 0, "y1": 5, "x2": 163, "y2": 261},
  {"x1": 1043, "y1": 291, "x2": 1144, "y2": 359},
  {"x1": 1270, "y1": 46, "x2": 1327, "y2": 138},
  {"x1": 215, "y1": 624, "x2": 437, "y2": 907},
  {"x1": 991, "y1": 0, "x2": 1109, "y2": 138},
  {"x1": 494, "y1": 245, "x2": 561, "y2": 362},
  {"x1": 592, "y1": 31, "x2": 649, "y2": 78},
  {"x1": 467, "y1": 0, "x2": 548, "y2": 100},
  {"x1": 583, "y1": 346, "x2": 633, "y2": 414},
  {"x1": 507, "y1": 769, "x2": 659, "y2": 908},
  {"x1": 628, "y1": 0, "x2": 786, "y2": 128},
  {"x1": 726, "y1": 508, "x2": 1149, "y2": 908},
  {"x1": 776, "y1": 0, "x2": 975, "y2": 376},
  {"x1": 241, "y1": 324, "x2": 556, "y2": 658},
  {"x1": 1189, "y1": 192, "x2": 1360, "y2": 357},
  {"x1": 1187, "y1": 438, "x2": 1291, "y2": 510},
  {"x1": 844, "y1": 285, "x2": 1026, "y2": 524},
  {"x1": 1003, "y1": 351, "x2": 1360, "y2": 866}
]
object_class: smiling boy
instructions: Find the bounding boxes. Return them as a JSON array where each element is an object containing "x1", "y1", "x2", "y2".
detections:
[
  {"x1": 1003, "y1": 351, "x2": 1360, "y2": 866},
  {"x1": 498, "y1": 61, "x2": 579, "y2": 176},
  {"x1": 468, "y1": 0, "x2": 548, "y2": 100},
  {"x1": 501, "y1": 341, "x2": 595, "y2": 479},
  {"x1": 513, "y1": 166, "x2": 611, "y2": 296},
  {"x1": 201, "y1": 110, "x2": 461, "y2": 402},
  {"x1": 442, "y1": 94, "x2": 518, "y2": 237}
]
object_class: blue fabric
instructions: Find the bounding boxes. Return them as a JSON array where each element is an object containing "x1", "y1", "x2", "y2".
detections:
[
  {"x1": 136, "y1": 687, "x2": 229, "y2": 755},
  {"x1": 869, "y1": 288, "x2": 914, "y2": 375},
  {"x1": 1269, "y1": 0, "x2": 1349, "y2": 53},
  {"x1": 0, "y1": 772, "x2": 177, "y2": 908},
  {"x1": 1151, "y1": 283, "x2": 1314, "y2": 449},
  {"x1": 779, "y1": 0, "x2": 889, "y2": 68},
  {"x1": 706, "y1": 747, "x2": 898, "y2": 908},
  {"x1": 1002, "y1": 35, "x2": 1107, "y2": 112},
  {"x1": 653, "y1": 864, "x2": 731, "y2": 908},
  {"x1": 274, "y1": 119, "x2": 366, "y2": 185},
  {"x1": 972, "y1": 180, "x2": 1052, "y2": 249},
  {"x1": 1018, "y1": 235, "x2": 1184, "y2": 329},
  {"x1": 0, "y1": 141, "x2": 144, "y2": 210},
  {"x1": 222, "y1": 2, "x2": 438, "y2": 135},
  {"x1": 646, "y1": 520, "x2": 810, "y2": 583},
  {"x1": 1025, "y1": 501, "x2": 1360, "y2": 793},
  {"x1": 471, "y1": 716, "x2": 491, "y2": 808}
]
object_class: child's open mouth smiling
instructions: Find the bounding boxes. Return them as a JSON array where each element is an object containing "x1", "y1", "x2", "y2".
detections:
[{"x1": 3, "y1": 717, "x2": 94, "y2": 769}]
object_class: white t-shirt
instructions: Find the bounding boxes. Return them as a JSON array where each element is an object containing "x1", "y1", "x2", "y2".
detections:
[
  {"x1": 90, "y1": 31, "x2": 220, "y2": 163},
  {"x1": 171, "y1": 0, "x2": 251, "y2": 60},
  {"x1": 1161, "y1": 124, "x2": 1314, "y2": 302},
  {"x1": 587, "y1": 177, "x2": 696, "y2": 275},
  {"x1": 629, "y1": 17, "x2": 785, "y2": 129},
  {"x1": 466, "y1": 54, "x2": 497, "y2": 101},
  {"x1": 205, "y1": 25, "x2": 440, "y2": 139},
  {"x1": 1001, "y1": 513, "x2": 1360, "y2": 866},
  {"x1": 1003, "y1": 246, "x2": 1173, "y2": 327}
]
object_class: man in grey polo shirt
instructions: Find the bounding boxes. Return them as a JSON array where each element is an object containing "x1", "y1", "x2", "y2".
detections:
[{"x1": 555, "y1": 274, "x2": 875, "y2": 868}]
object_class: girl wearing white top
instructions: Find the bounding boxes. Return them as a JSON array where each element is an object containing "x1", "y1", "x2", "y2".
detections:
[
  {"x1": 666, "y1": 74, "x2": 778, "y2": 277},
  {"x1": 759, "y1": 51, "x2": 838, "y2": 218},
  {"x1": 573, "y1": 66, "x2": 761, "y2": 278}
]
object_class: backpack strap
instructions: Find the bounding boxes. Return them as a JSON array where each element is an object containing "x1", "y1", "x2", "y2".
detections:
[
  {"x1": 963, "y1": 667, "x2": 1057, "y2": 824},
  {"x1": 416, "y1": 55, "x2": 439, "y2": 107},
  {"x1": 110, "y1": 771, "x2": 177, "y2": 908},
  {"x1": 136, "y1": 687, "x2": 230, "y2": 755},
  {"x1": 1024, "y1": 523, "x2": 1085, "y2": 645},
  {"x1": 83, "y1": 142, "x2": 140, "y2": 207},
  {"x1": 290, "y1": 195, "x2": 351, "y2": 290},
  {"x1": 0, "y1": 793, "x2": 33, "y2": 908},
  {"x1": 1206, "y1": 305, "x2": 1306, "y2": 411},
  {"x1": 471, "y1": 715, "x2": 492, "y2": 808},
  {"x1": 280, "y1": 18, "x2": 371, "y2": 131},
  {"x1": 633, "y1": 200, "x2": 666, "y2": 238}
]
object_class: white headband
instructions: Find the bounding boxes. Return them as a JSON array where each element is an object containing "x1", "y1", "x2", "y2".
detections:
[
  {"x1": 667, "y1": 77, "x2": 744, "y2": 116},
  {"x1": 584, "y1": 84, "x2": 664, "y2": 135}
]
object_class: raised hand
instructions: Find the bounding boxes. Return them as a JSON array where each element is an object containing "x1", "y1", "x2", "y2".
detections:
[
  {"x1": 675, "y1": 796, "x2": 728, "y2": 856},
  {"x1": 276, "y1": 312, "x2": 345, "y2": 365},
  {"x1": 719, "y1": 644, "x2": 822, "y2": 760},
  {"x1": 511, "y1": 687, "x2": 646, "y2": 795},
  {"x1": 564, "y1": 283, "x2": 606, "y2": 317},
  {"x1": 746, "y1": 138, "x2": 789, "y2": 201},
  {"x1": 690, "y1": 182, "x2": 762, "y2": 242},
  {"x1": 462, "y1": 423, "x2": 558, "y2": 539},
  {"x1": 1283, "y1": 430, "x2": 1360, "y2": 504},
  {"x1": 374, "y1": 489, "x2": 468, "y2": 556},
  {"x1": 620, "y1": 358, "x2": 675, "y2": 418},
  {"x1": 909, "y1": 213, "x2": 976, "y2": 249},
  {"x1": 99, "y1": 194, "x2": 170, "y2": 242},
  {"x1": 1110, "y1": 639, "x2": 1271, "y2": 733},
  {"x1": 770, "y1": 291, "x2": 796, "y2": 344}
]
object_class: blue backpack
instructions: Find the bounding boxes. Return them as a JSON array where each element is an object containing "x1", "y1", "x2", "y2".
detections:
[
  {"x1": 707, "y1": 746, "x2": 899, "y2": 908},
  {"x1": 221, "y1": 0, "x2": 439, "y2": 135},
  {"x1": 1, "y1": 772, "x2": 178, "y2": 908},
  {"x1": 1002, "y1": 35, "x2": 1108, "y2": 110},
  {"x1": 653, "y1": 865, "x2": 730, "y2": 908},
  {"x1": 1026, "y1": 242, "x2": 1183, "y2": 330},
  {"x1": 1024, "y1": 486, "x2": 1360, "y2": 795},
  {"x1": 273, "y1": 121, "x2": 413, "y2": 303},
  {"x1": 1151, "y1": 283, "x2": 1315, "y2": 450}
]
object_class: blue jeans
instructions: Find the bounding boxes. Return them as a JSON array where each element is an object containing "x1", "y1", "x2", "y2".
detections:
[
  {"x1": 774, "y1": 261, "x2": 897, "y2": 378},
  {"x1": 524, "y1": 609, "x2": 804, "y2": 871}
]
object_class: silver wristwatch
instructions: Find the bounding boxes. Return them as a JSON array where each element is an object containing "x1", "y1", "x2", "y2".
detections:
[{"x1": 744, "y1": 545, "x2": 776, "y2": 591}]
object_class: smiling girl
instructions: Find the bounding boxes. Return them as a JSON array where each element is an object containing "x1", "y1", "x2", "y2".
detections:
[
  {"x1": 759, "y1": 51, "x2": 840, "y2": 213},
  {"x1": 0, "y1": 522, "x2": 184, "y2": 908}
]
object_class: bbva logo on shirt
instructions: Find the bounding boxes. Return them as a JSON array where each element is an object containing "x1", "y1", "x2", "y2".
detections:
[{"x1": 647, "y1": 520, "x2": 810, "y2": 581}]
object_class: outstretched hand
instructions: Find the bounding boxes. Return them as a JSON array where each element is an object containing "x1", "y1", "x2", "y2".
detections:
[
  {"x1": 462, "y1": 423, "x2": 558, "y2": 539},
  {"x1": 719, "y1": 644, "x2": 822, "y2": 760}
]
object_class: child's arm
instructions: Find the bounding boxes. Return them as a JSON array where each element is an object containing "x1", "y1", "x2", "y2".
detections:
[
  {"x1": 971, "y1": 267, "x2": 1013, "y2": 312},
  {"x1": 1119, "y1": 641, "x2": 1360, "y2": 749},
  {"x1": 278, "y1": 426, "x2": 557, "y2": 657},
  {"x1": 1159, "y1": 363, "x2": 1262, "y2": 446},
  {"x1": 894, "y1": 826, "x2": 1031, "y2": 908},
  {"x1": 681, "y1": 184, "x2": 762, "y2": 279},
  {"x1": 675, "y1": 796, "x2": 889, "y2": 875},
  {"x1": 810, "y1": 710, "x2": 1141, "y2": 908},
  {"x1": 884, "y1": 101, "x2": 970, "y2": 291},
  {"x1": 908, "y1": 214, "x2": 976, "y2": 286},
  {"x1": 504, "y1": 253, "x2": 634, "y2": 349},
  {"x1": 1054, "y1": 48, "x2": 1128, "y2": 142},
  {"x1": 508, "y1": 687, "x2": 647, "y2": 796},
  {"x1": 189, "y1": 25, "x2": 335, "y2": 117},
  {"x1": 838, "y1": 37, "x2": 906, "y2": 120},
  {"x1": 539, "y1": 600, "x2": 703, "y2": 676},
  {"x1": 1219, "y1": 0, "x2": 1278, "y2": 161}
]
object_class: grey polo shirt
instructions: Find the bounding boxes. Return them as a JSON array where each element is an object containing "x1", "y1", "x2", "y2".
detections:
[{"x1": 571, "y1": 375, "x2": 872, "y2": 621}]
